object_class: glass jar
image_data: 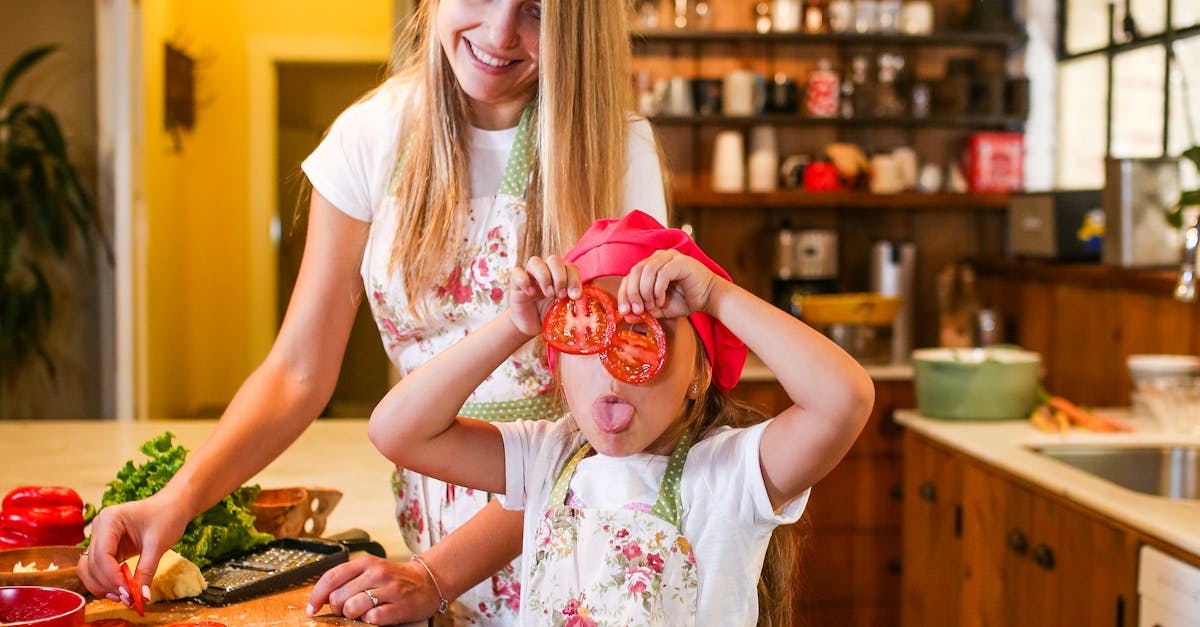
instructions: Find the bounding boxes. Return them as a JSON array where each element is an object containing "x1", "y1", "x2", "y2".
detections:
[
  {"x1": 806, "y1": 58, "x2": 840, "y2": 118},
  {"x1": 827, "y1": 0, "x2": 855, "y2": 32},
  {"x1": 900, "y1": 0, "x2": 934, "y2": 35},
  {"x1": 878, "y1": 0, "x2": 902, "y2": 33}
]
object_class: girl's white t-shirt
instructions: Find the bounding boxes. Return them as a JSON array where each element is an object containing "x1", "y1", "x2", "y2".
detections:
[{"x1": 495, "y1": 418, "x2": 810, "y2": 626}]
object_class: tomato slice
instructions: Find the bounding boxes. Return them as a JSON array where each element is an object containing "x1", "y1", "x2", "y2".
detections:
[
  {"x1": 541, "y1": 284, "x2": 617, "y2": 355},
  {"x1": 120, "y1": 561, "x2": 144, "y2": 617},
  {"x1": 600, "y1": 312, "x2": 668, "y2": 384}
]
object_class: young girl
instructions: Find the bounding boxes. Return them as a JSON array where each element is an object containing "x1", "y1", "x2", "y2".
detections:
[{"x1": 369, "y1": 211, "x2": 874, "y2": 625}]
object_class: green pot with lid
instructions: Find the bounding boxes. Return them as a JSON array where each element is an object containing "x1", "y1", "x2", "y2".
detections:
[{"x1": 912, "y1": 346, "x2": 1042, "y2": 420}]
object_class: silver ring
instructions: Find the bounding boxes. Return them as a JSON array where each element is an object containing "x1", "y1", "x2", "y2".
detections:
[
  {"x1": 80, "y1": 549, "x2": 89, "y2": 558},
  {"x1": 365, "y1": 589, "x2": 381, "y2": 608}
]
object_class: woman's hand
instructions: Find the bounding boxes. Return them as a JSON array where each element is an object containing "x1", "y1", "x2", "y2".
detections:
[
  {"x1": 76, "y1": 493, "x2": 191, "y2": 605},
  {"x1": 618, "y1": 249, "x2": 719, "y2": 320},
  {"x1": 507, "y1": 255, "x2": 580, "y2": 336},
  {"x1": 307, "y1": 555, "x2": 440, "y2": 624}
]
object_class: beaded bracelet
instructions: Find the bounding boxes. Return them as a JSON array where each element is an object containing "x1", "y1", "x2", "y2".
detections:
[{"x1": 411, "y1": 554, "x2": 450, "y2": 614}]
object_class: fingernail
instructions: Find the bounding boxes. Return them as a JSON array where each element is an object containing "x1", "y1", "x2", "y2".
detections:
[
  {"x1": 106, "y1": 593, "x2": 120, "y2": 602},
  {"x1": 569, "y1": 287, "x2": 580, "y2": 299},
  {"x1": 306, "y1": 603, "x2": 315, "y2": 615},
  {"x1": 143, "y1": 585, "x2": 152, "y2": 600}
]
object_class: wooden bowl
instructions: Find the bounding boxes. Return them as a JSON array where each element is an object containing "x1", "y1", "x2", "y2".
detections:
[
  {"x1": 250, "y1": 487, "x2": 342, "y2": 538},
  {"x1": 0, "y1": 586, "x2": 86, "y2": 626},
  {"x1": 0, "y1": 546, "x2": 88, "y2": 598}
]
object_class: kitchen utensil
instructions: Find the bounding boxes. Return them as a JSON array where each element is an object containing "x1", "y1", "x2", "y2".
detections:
[
  {"x1": 0, "y1": 546, "x2": 87, "y2": 597},
  {"x1": 795, "y1": 292, "x2": 900, "y2": 325},
  {"x1": 0, "y1": 586, "x2": 85, "y2": 626},
  {"x1": 871, "y1": 240, "x2": 916, "y2": 364},
  {"x1": 1102, "y1": 157, "x2": 1183, "y2": 268},
  {"x1": 250, "y1": 486, "x2": 342, "y2": 538},
  {"x1": 1127, "y1": 354, "x2": 1200, "y2": 384},
  {"x1": 199, "y1": 529, "x2": 385, "y2": 605},
  {"x1": 823, "y1": 323, "x2": 894, "y2": 364},
  {"x1": 748, "y1": 125, "x2": 779, "y2": 192},
  {"x1": 911, "y1": 346, "x2": 1042, "y2": 421},
  {"x1": 723, "y1": 70, "x2": 766, "y2": 116},
  {"x1": 712, "y1": 131, "x2": 746, "y2": 192},
  {"x1": 1137, "y1": 376, "x2": 1200, "y2": 435}
]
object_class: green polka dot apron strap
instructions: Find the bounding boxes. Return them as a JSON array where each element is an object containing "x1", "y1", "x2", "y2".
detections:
[
  {"x1": 387, "y1": 99, "x2": 537, "y2": 198},
  {"x1": 649, "y1": 427, "x2": 694, "y2": 528},
  {"x1": 458, "y1": 395, "x2": 560, "y2": 423}
]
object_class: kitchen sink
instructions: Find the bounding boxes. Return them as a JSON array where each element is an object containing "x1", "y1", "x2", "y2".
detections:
[{"x1": 1031, "y1": 445, "x2": 1200, "y2": 499}]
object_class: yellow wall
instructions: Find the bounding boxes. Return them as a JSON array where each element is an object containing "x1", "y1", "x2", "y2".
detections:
[{"x1": 141, "y1": 1, "x2": 393, "y2": 418}]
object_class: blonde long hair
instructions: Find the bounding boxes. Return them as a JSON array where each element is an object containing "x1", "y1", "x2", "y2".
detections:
[{"x1": 385, "y1": 0, "x2": 639, "y2": 311}]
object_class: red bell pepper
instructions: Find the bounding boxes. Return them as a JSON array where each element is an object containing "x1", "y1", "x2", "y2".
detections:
[{"x1": 0, "y1": 486, "x2": 86, "y2": 547}]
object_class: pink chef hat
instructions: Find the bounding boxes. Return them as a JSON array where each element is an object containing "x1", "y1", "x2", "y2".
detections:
[{"x1": 546, "y1": 210, "x2": 747, "y2": 392}]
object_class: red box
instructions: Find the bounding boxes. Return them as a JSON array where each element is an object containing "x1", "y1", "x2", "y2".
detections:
[{"x1": 967, "y1": 132, "x2": 1024, "y2": 193}]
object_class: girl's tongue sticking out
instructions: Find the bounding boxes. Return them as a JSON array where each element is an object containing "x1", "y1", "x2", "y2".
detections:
[{"x1": 592, "y1": 396, "x2": 635, "y2": 434}]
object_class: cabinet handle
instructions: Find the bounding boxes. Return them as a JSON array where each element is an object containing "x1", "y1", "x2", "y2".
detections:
[
  {"x1": 1006, "y1": 529, "x2": 1028, "y2": 554},
  {"x1": 919, "y1": 481, "x2": 937, "y2": 502},
  {"x1": 1032, "y1": 543, "x2": 1055, "y2": 570},
  {"x1": 891, "y1": 483, "x2": 903, "y2": 500},
  {"x1": 886, "y1": 557, "x2": 902, "y2": 574}
]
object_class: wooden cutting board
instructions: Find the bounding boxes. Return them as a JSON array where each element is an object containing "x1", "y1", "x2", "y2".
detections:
[{"x1": 84, "y1": 587, "x2": 429, "y2": 626}]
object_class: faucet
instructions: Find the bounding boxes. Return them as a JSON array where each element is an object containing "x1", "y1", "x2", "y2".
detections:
[{"x1": 1176, "y1": 216, "x2": 1198, "y2": 302}]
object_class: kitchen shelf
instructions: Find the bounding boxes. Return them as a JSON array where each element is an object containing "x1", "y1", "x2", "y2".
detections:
[
  {"x1": 673, "y1": 189, "x2": 1010, "y2": 211},
  {"x1": 650, "y1": 113, "x2": 1025, "y2": 129},
  {"x1": 632, "y1": 28, "x2": 1026, "y2": 48}
]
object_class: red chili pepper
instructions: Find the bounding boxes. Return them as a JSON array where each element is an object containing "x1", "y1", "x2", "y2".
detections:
[
  {"x1": 0, "y1": 486, "x2": 86, "y2": 547},
  {"x1": 120, "y1": 561, "x2": 145, "y2": 616}
]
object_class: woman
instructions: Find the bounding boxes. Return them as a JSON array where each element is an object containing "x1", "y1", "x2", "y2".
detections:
[{"x1": 78, "y1": 1, "x2": 668, "y2": 625}]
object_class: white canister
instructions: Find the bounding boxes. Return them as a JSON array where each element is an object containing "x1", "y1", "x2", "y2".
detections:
[
  {"x1": 712, "y1": 130, "x2": 746, "y2": 192},
  {"x1": 854, "y1": 0, "x2": 880, "y2": 32},
  {"x1": 891, "y1": 146, "x2": 919, "y2": 190},
  {"x1": 663, "y1": 76, "x2": 695, "y2": 116},
  {"x1": 870, "y1": 153, "x2": 904, "y2": 194},
  {"x1": 900, "y1": 0, "x2": 935, "y2": 35},
  {"x1": 773, "y1": 0, "x2": 803, "y2": 32},
  {"x1": 723, "y1": 70, "x2": 763, "y2": 116},
  {"x1": 748, "y1": 125, "x2": 779, "y2": 192}
]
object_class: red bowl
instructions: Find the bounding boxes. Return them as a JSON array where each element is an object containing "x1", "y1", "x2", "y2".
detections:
[{"x1": 0, "y1": 586, "x2": 85, "y2": 626}]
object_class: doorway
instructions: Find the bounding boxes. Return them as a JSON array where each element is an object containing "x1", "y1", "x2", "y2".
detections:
[{"x1": 276, "y1": 61, "x2": 390, "y2": 418}]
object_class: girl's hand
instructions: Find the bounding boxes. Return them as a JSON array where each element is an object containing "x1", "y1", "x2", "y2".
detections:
[
  {"x1": 619, "y1": 249, "x2": 718, "y2": 320},
  {"x1": 508, "y1": 255, "x2": 580, "y2": 336}
]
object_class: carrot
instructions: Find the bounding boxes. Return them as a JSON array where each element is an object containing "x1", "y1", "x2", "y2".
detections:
[{"x1": 1047, "y1": 396, "x2": 1134, "y2": 433}]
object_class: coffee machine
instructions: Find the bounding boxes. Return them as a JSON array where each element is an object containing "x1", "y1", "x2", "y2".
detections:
[{"x1": 773, "y1": 226, "x2": 838, "y2": 318}]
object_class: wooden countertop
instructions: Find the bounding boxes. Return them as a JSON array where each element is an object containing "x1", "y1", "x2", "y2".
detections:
[
  {"x1": 896, "y1": 410, "x2": 1200, "y2": 559},
  {"x1": 971, "y1": 257, "x2": 1183, "y2": 295}
]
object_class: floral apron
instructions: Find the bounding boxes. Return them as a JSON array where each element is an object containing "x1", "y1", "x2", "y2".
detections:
[
  {"x1": 526, "y1": 431, "x2": 700, "y2": 626},
  {"x1": 369, "y1": 105, "x2": 557, "y2": 625}
]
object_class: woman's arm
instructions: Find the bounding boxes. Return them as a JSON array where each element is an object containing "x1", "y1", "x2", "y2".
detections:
[{"x1": 80, "y1": 190, "x2": 369, "y2": 598}]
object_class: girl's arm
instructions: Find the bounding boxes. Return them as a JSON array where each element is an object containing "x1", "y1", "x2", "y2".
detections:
[
  {"x1": 367, "y1": 256, "x2": 574, "y2": 493},
  {"x1": 621, "y1": 251, "x2": 874, "y2": 510}
]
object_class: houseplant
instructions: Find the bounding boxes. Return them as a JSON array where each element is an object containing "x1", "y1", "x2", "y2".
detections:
[{"x1": 0, "y1": 44, "x2": 109, "y2": 383}]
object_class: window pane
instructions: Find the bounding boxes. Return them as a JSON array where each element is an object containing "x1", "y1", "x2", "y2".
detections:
[
  {"x1": 1066, "y1": 0, "x2": 1111, "y2": 54},
  {"x1": 1169, "y1": 36, "x2": 1200, "y2": 192},
  {"x1": 1057, "y1": 56, "x2": 1109, "y2": 189},
  {"x1": 1113, "y1": 46, "x2": 1166, "y2": 157},
  {"x1": 1175, "y1": 0, "x2": 1199, "y2": 29},
  {"x1": 1112, "y1": 0, "x2": 1166, "y2": 42}
]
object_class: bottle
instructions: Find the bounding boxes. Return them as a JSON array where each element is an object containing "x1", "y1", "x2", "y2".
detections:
[
  {"x1": 874, "y1": 52, "x2": 905, "y2": 117},
  {"x1": 805, "y1": 58, "x2": 840, "y2": 118}
]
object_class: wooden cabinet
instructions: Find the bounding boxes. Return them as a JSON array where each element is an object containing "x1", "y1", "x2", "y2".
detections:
[
  {"x1": 900, "y1": 432, "x2": 963, "y2": 627},
  {"x1": 732, "y1": 376, "x2": 911, "y2": 626},
  {"x1": 903, "y1": 431, "x2": 1140, "y2": 627},
  {"x1": 975, "y1": 259, "x2": 1200, "y2": 407}
]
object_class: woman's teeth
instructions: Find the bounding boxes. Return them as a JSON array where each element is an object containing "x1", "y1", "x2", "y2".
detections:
[{"x1": 468, "y1": 41, "x2": 515, "y2": 68}]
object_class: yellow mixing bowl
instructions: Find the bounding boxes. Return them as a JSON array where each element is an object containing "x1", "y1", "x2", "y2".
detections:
[{"x1": 795, "y1": 293, "x2": 902, "y2": 326}]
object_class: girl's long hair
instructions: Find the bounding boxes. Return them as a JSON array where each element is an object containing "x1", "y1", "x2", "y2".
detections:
[{"x1": 384, "y1": 0, "x2": 637, "y2": 313}]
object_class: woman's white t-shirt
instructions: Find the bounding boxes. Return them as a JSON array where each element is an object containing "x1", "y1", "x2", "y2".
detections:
[{"x1": 495, "y1": 418, "x2": 810, "y2": 626}]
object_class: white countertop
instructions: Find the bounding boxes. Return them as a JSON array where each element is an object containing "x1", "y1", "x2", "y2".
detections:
[
  {"x1": 0, "y1": 419, "x2": 408, "y2": 558},
  {"x1": 896, "y1": 410, "x2": 1200, "y2": 559}
]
